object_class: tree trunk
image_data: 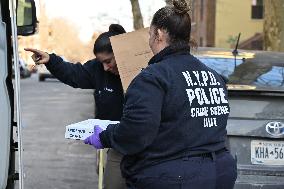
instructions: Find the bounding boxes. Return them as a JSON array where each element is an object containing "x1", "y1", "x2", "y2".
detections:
[
  {"x1": 130, "y1": 0, "x2": 144, "y2": 30},
  {"x1": 264, "y1": 0, "x2": 284, "y2": 51}
]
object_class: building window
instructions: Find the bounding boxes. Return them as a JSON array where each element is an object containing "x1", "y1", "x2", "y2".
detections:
[{"x1": 251, "y1": 0, "x2": 263, "y2": 19}]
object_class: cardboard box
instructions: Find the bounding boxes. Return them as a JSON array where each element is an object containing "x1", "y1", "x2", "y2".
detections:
[
  {"x1": 110, "y1": 28, "x2": 153, "y2": 91},
  {"x1": 65, "y1": 119, "x2": 119, "y2": 140}
]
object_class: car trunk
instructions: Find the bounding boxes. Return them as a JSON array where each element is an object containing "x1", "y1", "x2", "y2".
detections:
[{"x1": 227, "y1": 92, "x2": 284, "y2": 187}]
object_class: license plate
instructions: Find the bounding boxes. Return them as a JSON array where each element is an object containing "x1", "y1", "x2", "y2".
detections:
[{"x1": 251, "y1": 140, "x2": 284, "y2": 165}]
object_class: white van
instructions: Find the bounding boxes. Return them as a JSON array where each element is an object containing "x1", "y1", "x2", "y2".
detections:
[{"x1": 0, "y1": 0, "x2": 37, "y2": 188}]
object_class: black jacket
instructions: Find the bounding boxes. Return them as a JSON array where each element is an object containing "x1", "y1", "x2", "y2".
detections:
[
  {"x1": 46, "y1": 54, "x2": 124, "y2": 121},
  {"x1": 100, "y1": 44, "x2": 230, "y2": 178}
]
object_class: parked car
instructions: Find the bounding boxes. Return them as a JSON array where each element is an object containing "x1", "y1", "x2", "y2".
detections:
[
  {"x1": 27, "y1": 64, "x2": 38, "y2": 73},
  {"x1": 19, "y1": 58, "x2": 31, "y2": 78},
  {"x1": 37, "y1": 64, "x2": 55, "y2": 81},
  {"x1": 194, "y1": 47, "x2": 284, "y2": 189},
  {"x1": 37, "y1": 56, "x2": 68, "y2": 81},
  {"x1": 12, "y1": 58, "x2": 31, "y2": 78}
]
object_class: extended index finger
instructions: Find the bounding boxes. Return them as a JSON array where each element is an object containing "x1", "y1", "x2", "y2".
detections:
[{"x1": 24, "y1": 48, "x2": 42, "y2": 54}]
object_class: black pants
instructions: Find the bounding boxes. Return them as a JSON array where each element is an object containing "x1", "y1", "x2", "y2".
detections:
[{"x1": 127, "y1": 151, "x2": 237, "y2": 189}]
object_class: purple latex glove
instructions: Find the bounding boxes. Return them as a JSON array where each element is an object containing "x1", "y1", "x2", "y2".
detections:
[{"x1": 84, "y1": 126, "x2": 104, "y2": 149}]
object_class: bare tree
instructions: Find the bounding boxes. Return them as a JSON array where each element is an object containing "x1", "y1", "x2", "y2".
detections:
[
  {"x1": 264, "y1": 0, "x2": 284, "y2": 52},
  {"x1": 130, "y1": 0, "x2": 144, "y2": 30}
]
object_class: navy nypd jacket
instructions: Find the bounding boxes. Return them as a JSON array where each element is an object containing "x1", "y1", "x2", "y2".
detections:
[
  {"x1": 46, "y1": 54, "x2": 124, "y2": 121},
  {"x1": 100, "y1": 44, "x2": 230, "y2": 177}
]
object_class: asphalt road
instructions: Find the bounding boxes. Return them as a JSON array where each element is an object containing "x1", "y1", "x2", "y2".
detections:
[{"x1": 20, "y1": 74, "x2": 98, "y2": 189}]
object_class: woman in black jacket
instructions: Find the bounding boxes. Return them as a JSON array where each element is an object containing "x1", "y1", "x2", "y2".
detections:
[
  {"x1": 25, "y1": 24, "x2": 127, "y2": 189},
  {"x1": 85, "y1": 1, "x2": 237, "y2": 189}
]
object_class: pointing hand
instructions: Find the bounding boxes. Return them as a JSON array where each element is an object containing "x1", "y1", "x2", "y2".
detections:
[{"x1": 24, "y1": 48, "x2": 50, "y2": 65}]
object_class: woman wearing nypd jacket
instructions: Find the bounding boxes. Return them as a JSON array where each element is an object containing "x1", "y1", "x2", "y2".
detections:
[
  {"x1": 25, "y1": 24, "x2": 127, "y2": 189},
  {"x1": 84, "y1": 0, "x2": 237, "y2": 188}
]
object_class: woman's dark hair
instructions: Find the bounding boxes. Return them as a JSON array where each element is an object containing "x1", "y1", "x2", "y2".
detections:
[
  {"x1": 151, "y1": 0, "x2": 192, "y2": 46},
  {"x1": 93, "y1": 24, "x2": 126, "y2": 54}
]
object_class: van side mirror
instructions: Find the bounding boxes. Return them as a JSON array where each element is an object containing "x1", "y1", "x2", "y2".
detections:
[{"x1": 16, "y1": 0, "x2": 37, "y2": 36}]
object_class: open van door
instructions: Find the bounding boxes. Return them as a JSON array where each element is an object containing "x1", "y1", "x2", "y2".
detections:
[
  {"x1": 0, "y1": 0, "x2": 37, "y2": 189},
  {"x1": 0, "y1": 11, "x2": 12, "y2": 189}
]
